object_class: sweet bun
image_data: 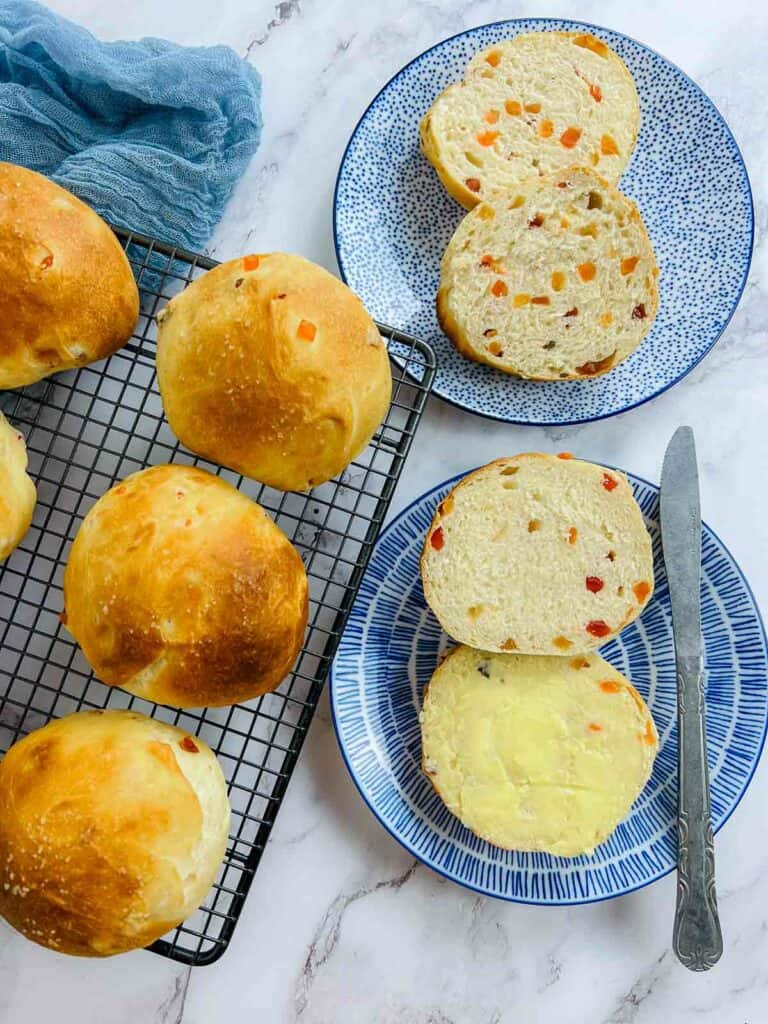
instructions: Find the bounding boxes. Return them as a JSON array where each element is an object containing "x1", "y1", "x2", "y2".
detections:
[
  {"x1": 0, "y1": 710, "x2": 230, "y2": 956},
  {"x1": 420, "y1": 32, "x2": 639, "y2": 209},
  {"x1": 63, "y1": 465, "x2": 308, "y2": 708},
  {"x1": 438, "y1": 168, "x2": 658, "y2": 380},
  {"x1": 421, "y1": 453, "x2": 654, "y2": 654},
  {"x1": 0, "y1": 412, "x2": 36, "y2": 560},
  {"x1": 420, "y1": 646, "x2": 658, "y2": 856},
  {"x1": 156, "y1": 253, "x2": 392, "y2": 492},
  {"x1": 0, "y1": 163, "x2": 139, "y2": 389}
]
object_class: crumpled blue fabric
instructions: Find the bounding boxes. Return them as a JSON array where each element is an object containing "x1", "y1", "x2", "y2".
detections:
[{"x1": 0, "y1": 1, "x2": 262, "y2": 250}]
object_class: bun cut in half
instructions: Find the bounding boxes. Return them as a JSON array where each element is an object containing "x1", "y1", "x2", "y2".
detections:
[{"x1": 421, "y1": 454, "x2": 654, "y2": 655}]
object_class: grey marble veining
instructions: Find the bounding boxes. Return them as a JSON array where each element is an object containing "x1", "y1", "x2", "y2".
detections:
[{"x1": 2, "y1": 0, "x2": 767, "y2": 1021}]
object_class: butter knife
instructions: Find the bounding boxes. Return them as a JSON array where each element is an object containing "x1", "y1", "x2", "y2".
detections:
[{"x1": 660, "y1": 426, "x2": 722, "y2": 971}]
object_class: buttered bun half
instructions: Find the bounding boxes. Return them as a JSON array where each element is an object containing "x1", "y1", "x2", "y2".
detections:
[
  {"x1": 0, "y1": 163, "x2": 139, "y2": 389},
  {"x1": 0, "y1": 710, "x2": 230, "y2": 957},
  {"x1": 63, "y1": 465, "x2": 308, "y2": 708},
  {"x1": 156, "y1": 253, "x2": 392, "y2": 492},
  {"x1": 0, "y1": 412, "x2": 36, "y2": 561},
  {"x1": 421, "y1": 454, "x2": 654, "y2": 655},
  {"x1": 420, "y1": 647, "x2": 658, "y2": 856}
]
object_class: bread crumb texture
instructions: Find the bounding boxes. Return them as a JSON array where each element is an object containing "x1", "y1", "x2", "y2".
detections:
[
  {"x1": 421, "y1": 454, "x2": 654, "y2": 654},
  {"x1": 420, "y1": 32, "x2": 639, "y2": 209}
]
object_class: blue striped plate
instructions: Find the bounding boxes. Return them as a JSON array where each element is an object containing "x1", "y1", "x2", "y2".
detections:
[{"x1": 330, "y1": 469, "x2": 768, "y2": 904}]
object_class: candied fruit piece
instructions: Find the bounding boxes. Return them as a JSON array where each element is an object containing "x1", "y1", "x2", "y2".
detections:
[
  {"x1": 586, "y1": 576, "x2": 604, "y2": 593},
  {"x1": 577, "y1": 262, "x2": 596, "y2": 282},
  {"x1": 430, "y1": 527, "x2": 444, "y2": 550},
  {"x1": 491, "y1": 279, "x2": 508, "y2": 297},
  {"x1": 528, "y1": 214, "x2": 544, "y2": 228},
  {"x1": 600, "y1": 680, "x2": 622, "y2": 693},
  {"x1": 560, "y1": 126, "x2": 582, "y2": 148},
  {"x1": 573, "y1": 34, "x2": 609, "y2": 57},
  {"x1": 568, "y1": 526, "x2": 578, "y2": 545},
  {"x1": 538, "y1": 119, "x2": 554, "y2": 138},
  {"x1": 297, "y1": 320, "x2": 317, "y2": 341},
  {"x1": 524, "y1": 102, "x2": 541, "y2": 113},
  {"x1": 513, "y1": 293, "x2": 530, "y2": 307},
  {"x1": 551, "y1": 271, "x2": 565, "y2": 291},
  {"x1": 601, "y1": 134, "x2": 619, "y2": 156},
  {"x1": 477, "y1": 130, "x2": 499, "y2": 146},
  {"x1": 243, "y1": 255, "x2": 260, "y2": 270},
  {"x1": 486, "y1": 50, "x2": 501, "y2": 67},
  {"x1": 632, "y1": 303, "x2": 647, "y2": 320},
  {"x1": 589, "y1": 83, "x2": 602, "y2": 102},
  {"x1": 621, "y1": 256, "x2": 639, "y2": 275},
  {"x1": 505, "y1": 99, "x2": 522, "y2": 115},
  {"x1": 588, "y1": 722, "x2": 603, "y2": 732},
  {"x1": 553, "y1": 636, "x2": 572, "y2": 650},
  {"x1": 531, "y1": 296, "x2": 550, "y2": 305},
  {"x1": 484, "y1": 108, "x2": 500, "y2": 124},
  {"x1": 602, "y1": 473, "x2": 619, "y2": 491},
  {"x1": 466, "y1": 177, "x2": 481, "y2": 192},
  {"x1": 586, "y1": 619, "x2": 611, "y2": 638},
  {"x1": 633, "y1": 581, "x2": 651, "y2": 603}
]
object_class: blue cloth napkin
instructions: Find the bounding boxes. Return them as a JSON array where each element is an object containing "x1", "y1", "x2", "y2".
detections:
[{"x1": 0, "y1": 1, "x2": 262, "y2": 251}]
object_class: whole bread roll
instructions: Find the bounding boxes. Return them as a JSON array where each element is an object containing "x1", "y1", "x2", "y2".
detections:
[
  {"x1": 63, "y1": 465, "x2": 308, "y2": 708},
  {"x1": 420, "y1": 32, "x2": 639, "y2": 209},
  {"x1": 0, "y1": 412, "x2": 36, "y2": 560},
  {"x1": 0, "y1": 710, "x2": 230, "y2": 957},
  {"x1": 421, "y1": 453, "x2": 654, "y2": 655},
  {"x1": 0, "y1": 163, "x2": 139, "y2": 390},
  {"x1": 156, "y1": 253, "x2": 392, "y2": 492},
  {"x1": 420, "y1": 646, "x2": 658, "y2": 856}
]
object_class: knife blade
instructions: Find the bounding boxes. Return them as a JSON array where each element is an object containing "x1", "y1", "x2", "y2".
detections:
[{"x1": 660, "y1": 426, "x2": 722, "y2": 971}]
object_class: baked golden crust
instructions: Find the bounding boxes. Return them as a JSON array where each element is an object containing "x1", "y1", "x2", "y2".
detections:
[
  {"x1": 63, "y1": 465, "x2": 308, "y2": 708},
  {"x1": 0, "y1": 710, "x2": 230, "y2": 957},
  {"x1": 0, "y1": 163, "x2": 139, "y2": 389},
  {"x1": 156, "y1": 253, "x2": 392, "y2": 492},
  {"x1": 0, "y1": 412, "x2": 36, "y2": 560}
]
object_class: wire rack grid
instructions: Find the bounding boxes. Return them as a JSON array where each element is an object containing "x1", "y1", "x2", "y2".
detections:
[{"x1": 0, "y1": 227, "x2": 436, "y2": 966}]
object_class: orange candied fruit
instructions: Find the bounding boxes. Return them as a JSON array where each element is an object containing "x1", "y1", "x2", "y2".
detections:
[
  {"x1": 478, "y1": 205, "x2": 495, "y2": 221},
  {"x1": 531, "y1": 296, "x2": 550, "y2": 306},
  {"x1": 577, "y1": 262, "x2": 596, "y2": 282},
  {"x1": 560, "y1": 126, "x2": 582, "y2": 149},
  {"x1": 642, "y1": 720, "x2": 656, "y2": 745},
  {"x1": 297, "y1": 319, "x2": 317, "y2": 341},
  {"x1": 551, "y1": 271, "x2": 566, "y2": 291},
  {"x1": 588, "y1": 722, "x2": 603, "y2": 732},
  {"x1": 600, "y1": 680, "x2": 622, "y2": 693},
  {"x1": 486, "y1": 50, "x2": 501, "y2": 67},
  {"x1": 488, "y1": 340, "x2": 503, "y2": 356},
  {"x1": 633, "y1": 580, "x2": 651, "y2": 603},
  {"x1": 430, "y1": 526, "x2": 445, "y2": 551},
  {"x1": 524, "y1": 102, "x2": 541, "y2": 113},
  {"x1": 484, "y1": 108, "x2": 500, "y2": 124},
  {"x1": 557, "y1": 452, "x2": 574, "y2": 460},
  {"x1": 513, "y1": 293, "x2": 530, "y2": 307},
  {"x1": 602, "y1": 472, "x2": 619, "y2": 492},
  {"x1": 477, "y1": 130, "x2": 500, "y2": 146},
  {"x1": 573, "y1": 34, "x2": 609, "y2": 57},
  {"x1": 599, "y1": 312, "x2": 613, "y2": 327},
  {"x1": 538, "y1": 119, "x2": 554, "y2": 139},
  {"x1": 601, "y1": 134, "x2": 619, "y2": 156},
  {"x1": 466, "y1": 177, "x2": 481, "y2": 192},
  {"x1": 553, "y1": 636, "x2": 572, "y2": 651},
  {"x1": 243, "y1": 254, "x2": 260, "y2": 271},
  {"x1": 589, "y1": 83, "x2": 603, "y2": 102},
  {"x1": 509, "y1": 195, "x2": 525, "y2": 209},
  {"x1": 621, "y1": 256, "x2": 639, "y2": 275},
  {"x1": 500, "y1": 638, "x2": 517, "y2": 651},
  {"x1": 505, "y1": 99, "x2": 522, "y2": 116},
  {"x1": 568, "y1": 526, "x2": 579, "y2": 545},
  {"x1": 438, "y1": 495, "x2": 454, "y2": 516},
  {"x1": 528, "y1": 519, "x2": 541, "y2": 532},
  {"x1": 491, "y1": 279, "x2": 509, "y2": 298},
  {"x1": 571, "y1": 657, "x2": 591, "y2": 670}
]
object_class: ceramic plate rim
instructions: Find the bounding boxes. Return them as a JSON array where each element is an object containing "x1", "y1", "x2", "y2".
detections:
[
  {"x1": 332, "y1": 18, "x2": 755, "y2": 426},
  {"x1": 329, "y1": 466, "x2": 768, "y2": 905}
]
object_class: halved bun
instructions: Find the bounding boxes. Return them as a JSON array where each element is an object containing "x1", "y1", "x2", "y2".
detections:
[
  {"x1": 0, "y1": 412, "x2": 36, "y2": 561},
  {"x1": 438, "y1": 168, "x2": 658, "y2": 380},
  {"x1": 420, "y1": 454, "x2": 654, "y2": 654}
]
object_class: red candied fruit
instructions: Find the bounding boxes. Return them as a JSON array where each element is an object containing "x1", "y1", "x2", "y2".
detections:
[
  {"x1": 430, "y1": 527, "x2": 445, "y2": 551},
  {"x1": 179, "y1": 736, "x2": 199, "y2": 753},
  {"x1": 586, "y1": 576, "x2": 604, "y2": 593},
  {"x1": 602, "y1": 473, "x2": 619, "y2": 491},
  {"x1": 586, "y1": 619, "x2": 611, "y2": 638}
]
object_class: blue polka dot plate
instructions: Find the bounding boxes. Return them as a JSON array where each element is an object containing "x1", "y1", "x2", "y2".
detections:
[
  {"x1": 330, "y1": 468, "x2": 768, "y2": 903},
  {"x1": 333, "y1": 20, "x2": 753, "y2": 425}
]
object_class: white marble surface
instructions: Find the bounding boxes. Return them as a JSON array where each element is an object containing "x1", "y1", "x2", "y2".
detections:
[{"x1": 2, "y1": 0, "x2": 767, "y2": 1021}]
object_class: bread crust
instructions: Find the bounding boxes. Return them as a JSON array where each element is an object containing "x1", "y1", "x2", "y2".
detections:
[
  {"x1": 63, "y1": 465, "x2": 308, "y2": 708},
  {"x1": 156, "y1": 253, "x2": 392, "y2": 493},
  {"x1": 0, "y1": 412, "x2": 36, "y2": 560},
  {"x1": 0, "y1": 710, "x2": 230, "y2": 956},
  {"x1": 0, "y1": 163, "x2": 139, "y2": 389}
]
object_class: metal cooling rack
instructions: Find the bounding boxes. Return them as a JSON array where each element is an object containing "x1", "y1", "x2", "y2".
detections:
[{"x1": 0, "y1": 227, "x2": 436, "y2": 966}]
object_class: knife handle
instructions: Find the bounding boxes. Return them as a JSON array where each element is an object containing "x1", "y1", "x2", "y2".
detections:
[{"x1": 673, "y1": 656, "x2": 723, "y2": 971}]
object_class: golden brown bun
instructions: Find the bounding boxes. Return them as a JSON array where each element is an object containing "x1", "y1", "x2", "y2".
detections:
[
  {"x1": 156, "y1": 253, "x2": 392, "y2": 492},
  {"x1": 63, "y1": 465, "x2": 308, "y2": 707},
  {"x1": 0, "y1": 412, "x2": 36, "y2": 561},
  {"x1": 0, "y1": 710, "x2": 230, "y2": 957},
  {"x1": 0, "y1": 163, "x2": 139, "y2": 390}
]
